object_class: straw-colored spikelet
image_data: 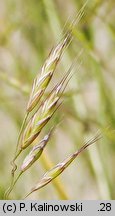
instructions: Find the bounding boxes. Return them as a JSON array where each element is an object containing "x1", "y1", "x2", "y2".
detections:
[
  {"x1": 20, "y1": 69, "x2": 71, "y2": 150},
  {"x1": 21, "y1": 128, "x2": 53, "y2": 172},
  {"x1": 24, "y1": 132, "x2": 101, "y2": 198},
  {"x1": 27, "y1": 34, "x2": 71, "y2": 113}
]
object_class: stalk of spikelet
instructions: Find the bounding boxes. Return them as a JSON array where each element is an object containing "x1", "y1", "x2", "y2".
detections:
[
  {"x1": 4, "y1": 128, "x2": 54, "y2": 199},
  {"x1": 20, "y1": 68, "x2": 71, "y2": 150},
  {"x1": 17, "y1": 130, "x2": 53, "y2": 183},
  {"x1": 24, "y1": 132, "x2": 102, "y2": 198}
]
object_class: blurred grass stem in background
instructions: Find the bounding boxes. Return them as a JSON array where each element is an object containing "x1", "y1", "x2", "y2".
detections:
[{"x1": 0, "y1": 0, "x2": 115, "y2": 199}]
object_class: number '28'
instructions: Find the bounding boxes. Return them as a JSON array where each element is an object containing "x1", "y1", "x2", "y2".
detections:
[{"x1": 99, "y1": 203, "x2": 111, "y2": 211}]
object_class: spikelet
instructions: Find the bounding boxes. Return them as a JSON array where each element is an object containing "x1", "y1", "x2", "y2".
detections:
[
  {"x1": 21, "y1": 128, "x2": 53, "y2": 172},
  {"x1": 21, "y1": 69, "x2": 71, "y2": 150},
  {"x1": 27, "y1": 34, "x2": 71, "y2": 113},
  {"x1": 26, "y1": 0, "x2": 86, "y2": 113},
  {"x1": 24, "y1": 132, "x2": 101, "y2": 198}
]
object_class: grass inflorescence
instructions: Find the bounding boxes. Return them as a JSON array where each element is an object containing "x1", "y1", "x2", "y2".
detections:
[{"x1": 1, "y1": 0, "x2": 115, "y2": 200}]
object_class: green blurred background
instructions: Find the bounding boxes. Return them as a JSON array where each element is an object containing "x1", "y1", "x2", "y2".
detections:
[{"x1": 0, "y1": 0, "x2": 115, "y2": 199}]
